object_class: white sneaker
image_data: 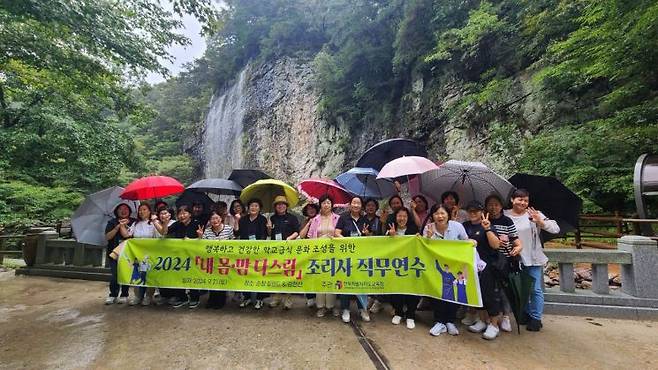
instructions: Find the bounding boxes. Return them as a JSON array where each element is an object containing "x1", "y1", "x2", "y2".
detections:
[
  {"x1": 406, "y1": 319, "x2": 415, "y2": 330},
  {"x1": 116, "y1": 296, "x2": 128, "y2": 304},
  {"x1": 360, "y1": 309, "x2": 371, "y2": 322},
  {"x1": 141, "y1": 297, "x2": 151, "y2": 306},
  {"x1": 500, "y1": 316, "x2": 512, "y2": 332},
  {"x1": 429, "y1": 322, "x2": 447, "y2": 336},
  {"x1": 482, "y1": 324, "x2": 500, "y2": 340},
  {"x1": 468, "y1": 320, "x2": 487, "y2": 333},
  {"x1": 342, "y1": 309, "x2": 351, "y2": 323},
  {"x1": 254, "y1": 300, "x2": 264, "y2": 310},
  {"x1": 269, "y1": 298, "x2": 281, "y2": 308},
  {"x1": 239, "y1": 298, "x2": 252, "y2": 308},
  {"x1": 392, "y1": 315, "x2": 402, "y2": 325},
  {"x1": 306, "y1": 298, "x2": 316, "y2": 308},
  {"x1": 332, "y1": 307, "x2": 340, "y2": 317},
  {"x1": 283, "y1": 295, "x2": 294, "y2": 310},
  {"x1": 461, "y1": 313, "x2": 478, "y2": 326},
  {"x1": 129, "y1": 297, "x2": 141, "y2": 306},
  {"x1": 369, "y1": 299, "x2": 382, "y2": 313},
  {"x1": 446, "y1": 322, "x2": 460, "y2": 336},
  {"x1": 104, "y1": 296, "x2": 116, "y2": 305},
  {"x1": 316, "y1": 308, "x2": 327, "y2": 318}
]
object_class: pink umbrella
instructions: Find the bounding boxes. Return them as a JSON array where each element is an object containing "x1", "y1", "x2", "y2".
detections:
[
  {"x1": 376, "y1": 156, "x2": 439, "y2": 180},
  {"x1": 297, "y1": 179, "x2": 353, "y2": 207}
]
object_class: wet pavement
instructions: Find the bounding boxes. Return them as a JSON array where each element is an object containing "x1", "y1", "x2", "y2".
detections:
[{"x1": 0, "y1": 271, "x2": 656, "y2": 369}]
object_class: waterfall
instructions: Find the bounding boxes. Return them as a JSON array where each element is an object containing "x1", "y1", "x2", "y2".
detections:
[{"x1": 203, "y1": 68, "x2": 248, "y2": 178}]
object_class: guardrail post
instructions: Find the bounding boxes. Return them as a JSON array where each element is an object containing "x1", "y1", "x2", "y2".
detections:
[
  {"x1": 591, "y1": 263, "x2": 609, "y2": 294},
  {"x1": 619, "y1": 235, "x2": 658, "y2": 298},
  {"x1": 558, "y1": 262, "x2": 575, "y2": 293},
  {"x1": 36, "y1": 231, "x2": 58, "y2": 264}
]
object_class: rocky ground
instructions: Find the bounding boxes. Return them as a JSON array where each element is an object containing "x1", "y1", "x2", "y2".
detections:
[{"x1": 1, "y1": 272, "x2": 656, "y2": 370}]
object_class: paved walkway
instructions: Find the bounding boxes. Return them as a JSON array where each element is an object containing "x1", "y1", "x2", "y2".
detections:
[{"x1": 0, "y1": 272, "x2": 656, "y2": 369}]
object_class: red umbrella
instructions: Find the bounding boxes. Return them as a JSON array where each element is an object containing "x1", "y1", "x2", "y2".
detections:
[
  {"x1": 120, "y1": 176, "x2": 185, "y2": 200},
  {"x1": 297, "y1": 179, "x2": 353, "y2": 207}
]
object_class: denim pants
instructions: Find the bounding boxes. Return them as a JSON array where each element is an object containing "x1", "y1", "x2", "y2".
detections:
[{"x1": 524, "y1": 265, "x2": 544, "y2": 320}]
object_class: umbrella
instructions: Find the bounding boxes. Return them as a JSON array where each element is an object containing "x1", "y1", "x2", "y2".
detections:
[
  {"x1": 376, "y1": 156, "x2": 439, "y2": 182},
  {"x1": 120, "y1": 176, "x2": 184, "y2": 200},
  {"x1": 335, "y1": 167, "x2": 396, "y2": 199},
  {"x1": 175, "y1": 190, "x2": 215, "y2": 210},
  {"x1": 228, "y1": 169, "x2": 273, "y2": 188},
  {"x1": 298, "y1": 179, "x2": 353, "y2": 207},
  {"x1": 419, "y1": 160, "x2": 515, "y2": 206},
  {"x1": 508, "y1": 173, "x2": 583, "y2": 240},
  {"x1": 356, "y1": 138, "x2": 428, "y2": 171},
  {"x1": 240, "y1": 179, "x2": 299, "y2": 213},
  {"x1": 187, "y1": 178, "x2": 243, "y2": 196},
  {"x1": 72, "y1": 186, "x2": 138, "y2": 246},
  {"x1": 502, "y1": 269, "x2": 535, "y2": 334}
]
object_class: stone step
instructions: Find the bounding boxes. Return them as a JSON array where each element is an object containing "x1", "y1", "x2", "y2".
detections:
[
  {"x1": 545, "y1": 302, "x2": 658, "y2": 321},
  {"x1": 15, "y1": 267, "x2": 110, "y2": 282}
]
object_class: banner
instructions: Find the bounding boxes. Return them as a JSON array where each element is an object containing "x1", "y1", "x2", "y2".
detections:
[{"x1": 118, "y1": 235, "x2": 482, "y2": 307}]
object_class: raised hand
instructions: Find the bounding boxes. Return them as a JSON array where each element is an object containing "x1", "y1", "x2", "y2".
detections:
[
  {"x1": 481, "y1": 213, "x2": 491, "y2": 229},
  {"x1": 388, "y1": 223, "x2": 396, "y2": 236},
  {"x1": 362, "y1": 224, "x2": 370, "y2": 236},
  {"x1": 425, "y1": 223, "x2": 434, "y2": 238},
  {"x1": 410, "y1": 200, "x2": 417, "y2": 211},
  {"x1": 196, "y1": 224, "x2": 204, "y2": 238}
]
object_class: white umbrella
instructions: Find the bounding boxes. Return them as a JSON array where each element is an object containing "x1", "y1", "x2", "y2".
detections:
[
  {"x1": 72, "y1": 186, "x2": 138, "y2": 246},
  {"x1": 420, "y1": 160, "x2": 515, "y2": 205}
]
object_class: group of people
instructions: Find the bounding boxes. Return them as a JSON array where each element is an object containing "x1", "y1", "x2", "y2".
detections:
[{"x1": 104, "y1": 188, "x2": 559, "y2": 340}]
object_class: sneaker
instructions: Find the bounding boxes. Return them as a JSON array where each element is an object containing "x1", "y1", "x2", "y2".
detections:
[
  {"x1": 482, "y1": 324, "x2": 500, "y2": 340},
  {"x1": 129, "y1": 297, "x2": 141, "y2": 306},
  {"x1": 342, "y1": 309, "x2": 351, "y2": 323},
  {"x1": 141, "y1": 297, "x2": 151, "y2": 306},
  {"x1": 369, "y1": 299, "x2": 382, "y2": 314},
  {"x1": 429, "y1": 322, "x2": 447, "y2": 336},
  {"x1": 360, "y1": 309, "x2": 371, "y2": 322},
  {"x1": 526, "y1": 318, "x2": 542, "y2": 332},
  {"x1": 117, "y1": 296, "x2": 128, "y2": 305},
  {"x1": 391, "y1": 315, "x2": 402, "y2": 325},
  {"x1": 105, "y1": 296, "x2": 116, "y2": 305},
  {"x1": 468, "y1": 320, "x2": 487, "y2": 333},
  {"x1": 332, "y1": 307, "x2": 340, "y2": 317},
  {"x1": 269, "y1": 297, "x2": 281, "y2": 308},
  {"x1": 461, "y1": 313, "x2": 478, "y2": 326},
  {"x1": 239, "y1": 298, "x2": 252, "y2": 308},
  {"x1": 283, "y1": 295, "x2": 294, "y2": 310},
  {"x1": 500, "y1": 316, "x2": 512, "y2": 332},
  {"x1": 316, "y1": 308, "x2": 327, "y2": 318},
  {"x1": 446, "y1": 322, "x2": 460, "y2": 336},
  {"x1": 188, "y1": 300, "x2": 200, "y2": 309},
  {"x1": 172, "y1": 299, "x2": 188, "y2": 308},
  {"x1": 254, "y1": 300, "x2": 264, "y2": 310},
  {"x1": 406, "y1": 319, "x2": 415, "y2": 330},
  {"x1": 306, "y1": 298, "x2": 316, "y2": 308}
]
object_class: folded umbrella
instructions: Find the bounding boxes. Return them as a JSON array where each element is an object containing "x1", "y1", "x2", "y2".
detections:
[
  {"x1": 120, "y1": 176, "x2": 184, "y2": 201},
  {"x1": 240, "y1": 179, "x2": 299, "y2": 213},
  {"x1": 187, "y1": 178, "x2": 243, "y2": 196},
  {"x1": 502, "y1": 269, "x2": 535, "y2": 334},
  {"x1": 228, "y1": 169, "x2": 273, "y2": 188},
  {"x1": 298, "y1": 179, "x2": 353, "y2": 207},
  {"x1": 508, "y1": 173, "x2": 583, "y2": 241},
  {"x1": 335, "y1": 167, "x2": 396, "y2": 199},
  {"x1": 72, "y1": 186, "x2": 138, "y2": 246},
  {"x1": 356, "y1": 138, "x2": 427, "y2": 171},
  {"x1": 420, "y1": 160, "x2": 514, "y2": 206}
]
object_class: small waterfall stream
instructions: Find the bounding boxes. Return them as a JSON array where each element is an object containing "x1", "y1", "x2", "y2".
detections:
[{"x1": 203, "y1": 68, "x2": 248, "y2": 178}]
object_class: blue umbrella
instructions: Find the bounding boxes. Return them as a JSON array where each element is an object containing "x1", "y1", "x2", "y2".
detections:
[{"x1": 335, "y1": 167, "x2": 397, "y2": 199}]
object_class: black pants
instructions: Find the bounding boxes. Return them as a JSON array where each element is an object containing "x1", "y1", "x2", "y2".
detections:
[
  {"x1": 479, "y1": 265, "x2": 505, "y2": 316},
  {"x1": 108, "y1": 257, "x2": 129, "y2": 297},
  {"x1": 391, "y1": 295, "x2": 421, "y2": 319},
  {"x1": 431, "y1": 298, "x2": 457, "y2": 324}
]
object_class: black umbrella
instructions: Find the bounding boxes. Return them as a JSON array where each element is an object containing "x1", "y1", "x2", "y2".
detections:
[
  {"x1": 175, "y1": 190, "x2": 214, "y2": 211},
  {"x1": 508, "y1": 173, "x2": 583, "y2": 241},
  {"x1": 501, "y1": 269, "x2": 535, "y2": 334},
  {"x1": 356, "y1": 138, "x2": 427, "y2": 172},
  {"x1": 187, "y1": 178, "x2": 243, "y2": 196},
  {"x1": 228, "y1": 169, "x2": 273, "y2": 188}
]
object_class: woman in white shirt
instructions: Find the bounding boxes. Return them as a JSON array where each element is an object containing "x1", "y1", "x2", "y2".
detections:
[{"x1": 128, "y1": 203, "x2": 157, "y2": 305}]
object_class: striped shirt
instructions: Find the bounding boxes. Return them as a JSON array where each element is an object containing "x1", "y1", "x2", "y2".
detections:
[
  {"x1": 490, "y1": 214, "x2": 519, "y2": 257},
  {"x1": 202, "y1": 225, "x2": 234, "y2": 240}
]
